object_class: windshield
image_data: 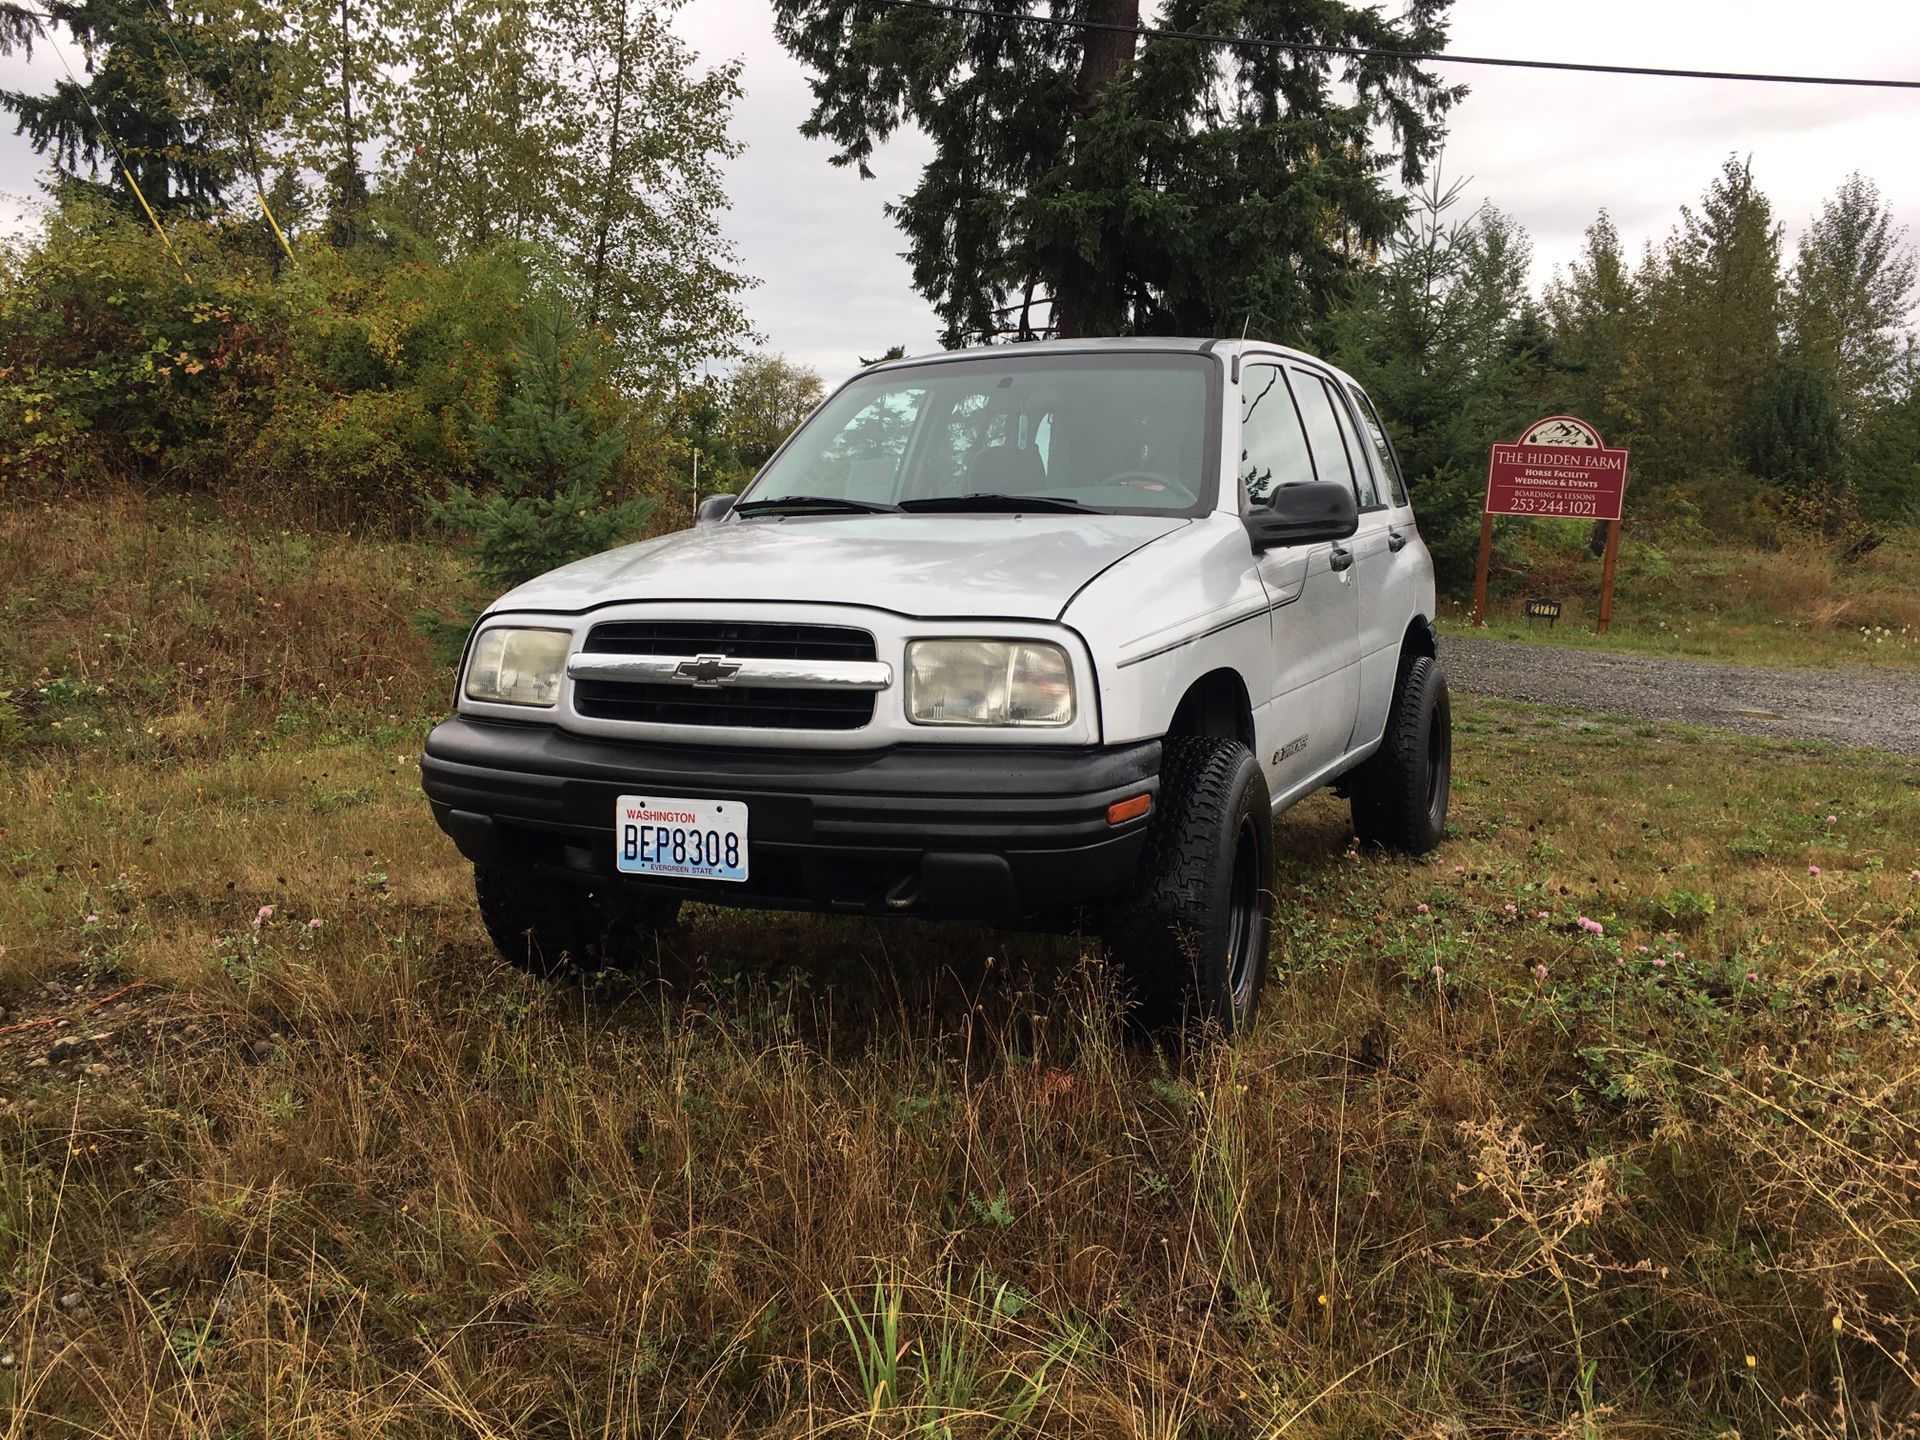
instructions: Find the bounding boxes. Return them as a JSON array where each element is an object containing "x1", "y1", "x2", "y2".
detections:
[{"x1": 738, "y1": 352, "x2": 1218, "y2": 516}]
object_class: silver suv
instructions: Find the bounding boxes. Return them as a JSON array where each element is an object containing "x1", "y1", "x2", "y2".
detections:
[{"x1": 421, "y1": 339, "x2": 1450, "y2": 1031}]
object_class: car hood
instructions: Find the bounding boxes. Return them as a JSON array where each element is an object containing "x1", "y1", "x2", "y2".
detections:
[{"x1": 488, "y1": 513, "x2": 1190, "y2": 620}]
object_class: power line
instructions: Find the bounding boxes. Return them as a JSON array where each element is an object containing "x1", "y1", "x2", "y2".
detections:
[{"x1": 863, "y1": 0, "x2": 1920, "y2": 91}]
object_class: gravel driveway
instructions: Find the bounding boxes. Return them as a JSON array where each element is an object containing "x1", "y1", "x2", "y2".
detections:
[{"x1": 1441, "y1": 635, "x2": 1920, "y2": 757}]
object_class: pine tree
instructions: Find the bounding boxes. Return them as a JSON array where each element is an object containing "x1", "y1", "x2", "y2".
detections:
[
  {"x1": 1324, "y1": 178, "x2": 1546, "y2": 584},
  {"x1": 0, "y1": 3, "x2": 41, "y2": 54},
  {"x1": 433, "y1": 303, "x2": 656, "y2": 590},
  {"x1": 0, "y1": 0, "x2": 233, "y2": 213},
  {"x1": 773, "y1": 0, "x2": 1463, "y2": 345},
  {"x1": 1742, "y1": 366, "x2": 1843, "y2": 493}
]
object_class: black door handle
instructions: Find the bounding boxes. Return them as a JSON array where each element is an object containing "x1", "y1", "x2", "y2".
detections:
[
  {"x1": 1329, "y1": 546, "x2": 1354, "y2": 572},
  {"x1": 1388, "y1": 529, "x2": 1408, "y2": 552}
]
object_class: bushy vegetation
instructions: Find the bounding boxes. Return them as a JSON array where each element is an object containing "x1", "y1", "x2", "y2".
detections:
[
  {"x1": 3, "y1": 493, "x2": 1918, "y2": 1435},
  {"x1": 1327, "y1": 162, "x2": 1920, "y2": 593},
  {"x1": 0, "y1": 0, "x2": 792, "y2": 582}
]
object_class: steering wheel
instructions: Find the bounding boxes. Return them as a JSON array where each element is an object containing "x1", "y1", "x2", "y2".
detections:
[{"x1": 1102, "y1": 470, "x2": 1198, "y2": 504}]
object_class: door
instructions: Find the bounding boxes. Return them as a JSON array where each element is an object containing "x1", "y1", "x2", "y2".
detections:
[
  {"x1": 1237, "y1": 361, "x2": 1360, "y2": 796},
  {"x1": 1288, "y1": 369, "x2": 1399, "y2": 751},
  {"x1": 1343, "y1": 380, "x2": 1427, "y2": 748}
]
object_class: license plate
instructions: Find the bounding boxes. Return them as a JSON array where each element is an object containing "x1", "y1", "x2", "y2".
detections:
[{"x1": 615, "y1": 795, "x2": 748, "y2": 882}]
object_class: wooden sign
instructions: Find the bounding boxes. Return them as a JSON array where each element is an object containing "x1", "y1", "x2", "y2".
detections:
[{"x1": 1473, "y1": 416, "x2": 1631, "y2": 635}]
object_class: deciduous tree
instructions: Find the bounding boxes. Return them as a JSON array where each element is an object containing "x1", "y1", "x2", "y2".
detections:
[
  {"x1": 1785, "y1": 173, "x2": 1918, "y2": 427},
  {"x1": 728, "y1": 353, "x2": 826, "y2": 468}
]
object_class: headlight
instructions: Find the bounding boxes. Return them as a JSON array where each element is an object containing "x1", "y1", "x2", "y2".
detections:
[
  {"x1": 463, "y1": 627, "x2": 570, "y2": 707},
  {"x1": 906, "y1": 640, "x2": 1075, "y2": 727}
]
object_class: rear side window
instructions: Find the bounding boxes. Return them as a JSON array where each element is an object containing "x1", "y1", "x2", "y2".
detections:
[
  {"x1": 1320, "y1": 378, "x2": 1380, "y2": 509},
  {"x1": 1238, "y1": 363, "x2": 1317, "y2": 504},
  {"x1": 1288, "y1": 369, "x2": 1361, "y2": 500},
  {"x1": 1348, "y1": 384, "x2": 1409, "y2": 507}
]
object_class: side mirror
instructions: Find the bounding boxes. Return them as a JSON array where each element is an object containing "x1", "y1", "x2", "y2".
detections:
[
  {"x1": 1245, "y1": 481, "x2": 1359, "y2": 552},
  {"x1": 695, "y1": 492, "x2": 738, "y2": 526}
]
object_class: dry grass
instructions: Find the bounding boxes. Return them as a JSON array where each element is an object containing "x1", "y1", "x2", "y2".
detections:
[
  {"x1": 1447, "y1": 529, "x2": 1920, "y2": 669},
  {"x1": 3, "y1": 493, "x2": 1919, "y2": 1436}
]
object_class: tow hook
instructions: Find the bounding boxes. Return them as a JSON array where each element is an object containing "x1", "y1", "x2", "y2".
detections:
[{"x1": 885, "y1": 873, "x2": 923, "y2": 911}]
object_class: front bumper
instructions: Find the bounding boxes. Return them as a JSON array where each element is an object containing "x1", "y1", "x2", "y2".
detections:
[{"x1": 420, "y1": 718, "x2": 1159, "y2": 922}]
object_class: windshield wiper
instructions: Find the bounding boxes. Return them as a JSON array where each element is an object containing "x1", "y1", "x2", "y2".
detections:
[
  {"x1": 898, "y1": 492, "x2": 1089, "y2": 514},
  {"x1": 733, "y1": 495, "x2": 902, "y2": 516}
]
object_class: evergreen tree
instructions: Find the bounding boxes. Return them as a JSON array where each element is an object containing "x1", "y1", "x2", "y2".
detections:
[
  {"x1": 1617, "y1": 155, "x2": 1782, "y2": 494},
  {"x1": 433, "y1": 303, "x2": 656, "y2": 589},
  {"x1": 0, "y1": 3, "x2": 41, "y2": 54},
  {"x1": 773, "y1": 0, "x2": 1463, "y2": 345},
  {"x1": 1543, "y1": 211, "x2": 1637, "y2": 441},
  {"x1": 1785, "y1": 173, "x2": 1918, "y2": 428},
  {"x1": 1849, "y1": 341, "x2": 1920, "y2": 523},
  {"x1": 1325, "y1": 178, "x2": 1546, "y2": 584},
  {"x1": 1742, "y1": 366, "x2": 1843, "y2": 493},
  {"x1": 1, "y1": 0, "x2": 233, "y2": 213}
]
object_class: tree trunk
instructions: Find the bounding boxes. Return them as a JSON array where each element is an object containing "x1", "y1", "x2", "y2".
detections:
[
  {"x1": 588, "y1": 1, "x2": 631, "y2": 328},
  {"x1": 337, "y1": 0, "x2": 359, "y2": 240},
  {"x1": 1053, "y1": 0, "x2": 1140, "y2": 339},
  {"x1": 1072, "y1": 0, "x2": 1140, "y2": 117}
]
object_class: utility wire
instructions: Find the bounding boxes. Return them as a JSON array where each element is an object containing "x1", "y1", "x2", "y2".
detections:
[{"x1": 864, "y1": 0, "x2": 1920, "y2": 90}]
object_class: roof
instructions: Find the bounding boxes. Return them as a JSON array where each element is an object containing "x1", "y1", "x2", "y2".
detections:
[{"x1": 860, "y1": 335, "x2": 1346, "y2": 383}]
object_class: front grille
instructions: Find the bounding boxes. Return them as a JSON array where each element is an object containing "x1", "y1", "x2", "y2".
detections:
[{"x1": 575, "y1": 620, "x2": 879, "y2": 730}]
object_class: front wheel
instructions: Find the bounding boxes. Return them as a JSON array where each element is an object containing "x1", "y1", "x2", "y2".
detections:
[
  {"x1": 474, "y1": 865, "x2": 681, "y2": 978},
  {"x1": 1349, "y1": 653, "x2": 1451, "y2": 853},
  {"x1": 1102, "y1": 736, "x2": 1274, "y2": 1036}
]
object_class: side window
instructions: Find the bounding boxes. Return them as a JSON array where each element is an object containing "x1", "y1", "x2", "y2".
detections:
[
  {"x1": 1322, "y1": 379, "x2": 1380, "y2": 508},
  {"x1": 1288, "y1": 368, "x2": 1363, "y2": 503},
  {"x1": 1238, "y1": 364, "x2": 1318, "y2": 505},
  {"x1": 1349, "y1": 384, "x2": 1409, "y2": 507}
]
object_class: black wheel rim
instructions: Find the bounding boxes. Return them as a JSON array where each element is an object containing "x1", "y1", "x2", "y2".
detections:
[
  {"x1": 1426, "y1": 702, "x2": 1451, "y2": 822},
  {"x1": 1226, "y1": 814, "x2": 1262, "y2": 1011}
]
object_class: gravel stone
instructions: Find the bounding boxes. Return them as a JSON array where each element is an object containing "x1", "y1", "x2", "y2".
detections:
[
  {"x1": 1443, "y1": 637, "x2": 1920, "y2": 756},
  {"x1": 47, "y1": 1036, "x2": 94, "y2": 1063}
]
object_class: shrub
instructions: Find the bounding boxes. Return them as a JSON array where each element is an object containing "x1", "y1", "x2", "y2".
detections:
[{"x1": 431, "y1": 302, "x2": 656, "y2": 590}]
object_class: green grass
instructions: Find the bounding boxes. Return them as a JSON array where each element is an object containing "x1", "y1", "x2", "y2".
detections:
[{"x1": 3, "y1": 491, "x2": 1919, "y2": 1436}]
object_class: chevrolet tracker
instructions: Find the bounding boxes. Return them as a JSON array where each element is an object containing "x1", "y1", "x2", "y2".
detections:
[{"x1": 421, "y1": 338, "x2": 1451, "y2": 1031}]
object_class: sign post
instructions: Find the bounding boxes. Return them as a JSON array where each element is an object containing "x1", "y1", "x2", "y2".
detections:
[{"x1": 1474, "y1": 416, "x2": 1630, "y2": 635}]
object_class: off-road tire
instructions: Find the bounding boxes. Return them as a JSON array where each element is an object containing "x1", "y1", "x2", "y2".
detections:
[
  {"x1": 1349, "y1": 653, "x2": 1451, "y2": 853},
  {"x1": 474, "y1": 865, "x2": 680, "y2": 978},
  {"x1": 1103, "y1": 736, "x2": 1274, "y2": 1036}
]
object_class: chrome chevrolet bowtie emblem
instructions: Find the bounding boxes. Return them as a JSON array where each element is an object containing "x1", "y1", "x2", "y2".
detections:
[{"x1": 672, "y1": 654, "x2": 743, "y2": 687}]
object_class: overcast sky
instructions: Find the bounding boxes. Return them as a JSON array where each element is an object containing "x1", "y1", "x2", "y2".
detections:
[{"x1": 5, "y1": 0, "x2": 1919, "y2": 381}]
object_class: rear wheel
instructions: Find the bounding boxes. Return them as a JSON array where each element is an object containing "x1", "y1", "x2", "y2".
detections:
[
  {"x1": 474, "y1": 865, "x2": 681, "y2": 978},
  {"x1": 1349, "y1": 652, "x2": 1451, "y2": 853},
  {"x1": 1103, "y1": 736, "x2": 1274, "y2": 1036}
]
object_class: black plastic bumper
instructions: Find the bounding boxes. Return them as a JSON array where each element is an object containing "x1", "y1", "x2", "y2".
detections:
[{"x1": 420, "y1": 718, "x2": 1159, "y2": 922}]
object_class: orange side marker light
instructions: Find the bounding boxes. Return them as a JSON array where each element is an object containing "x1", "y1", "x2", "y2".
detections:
[{"x1": 1107, "y1": 793, "x2": 1152, "y2": 825}]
